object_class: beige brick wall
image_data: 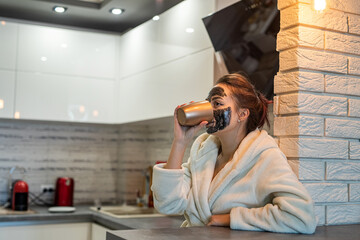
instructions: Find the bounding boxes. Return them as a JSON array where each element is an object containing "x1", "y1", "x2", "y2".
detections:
[{"x1": 276, "y1": 0, "x2": 360, "y2": 225}]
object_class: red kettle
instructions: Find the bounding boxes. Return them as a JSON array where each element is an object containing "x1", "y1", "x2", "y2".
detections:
[{"x1": 54, "y1": 177, "x2": 74, "y2": 206}]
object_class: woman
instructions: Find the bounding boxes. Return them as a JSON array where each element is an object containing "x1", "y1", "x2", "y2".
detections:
[{"x1": 151, "y1": 73, "x2": 317, "y2": 234}]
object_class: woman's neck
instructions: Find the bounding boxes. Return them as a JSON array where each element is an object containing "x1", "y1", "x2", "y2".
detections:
[{"x1": 217, "y1": 126, "x2": 247, "y2": 162}]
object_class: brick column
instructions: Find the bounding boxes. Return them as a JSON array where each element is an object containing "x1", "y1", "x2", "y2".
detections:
[{"x1": 275, "y1": 0, "x2": 360, "y2": 225}]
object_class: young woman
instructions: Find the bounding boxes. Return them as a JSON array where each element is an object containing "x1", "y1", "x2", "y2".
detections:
[{"x1": 151, "y1": 73, "x2": 317, "y2": 234}]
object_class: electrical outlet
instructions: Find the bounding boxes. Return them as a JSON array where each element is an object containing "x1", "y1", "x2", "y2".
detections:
[{"x1": 41, "y1": 184, "x2": 54, "y2": 193}]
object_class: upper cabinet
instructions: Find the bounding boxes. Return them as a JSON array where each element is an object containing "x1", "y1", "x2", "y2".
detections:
[
  {"x1": 15, "y1": 72, "x2": 115, "y2": 123},
  {"x1": 17, "y1": 24, "x2": 117, "y2": 80},
  {"x1": 115, "y1": 0, "x2": 216, "y2": 123},
  {"x1": 0, "y1": 70, "x2": 15, "y2": 119},
  {"x1": 0, "y1": 0, "x2": 215, "y2": 124},
  {"x1": 115, "y1": 48, "x2": 214, "y2": 124},
  {"x1": 117, "y1": 0, "x2": 215, "y2": 78},
  {"x1": 0, "y1": 21, "x2": 17, "y2": 119},
  {"x1": 6, "y1": 22, "x2": 118, "y2": 124},
  {"x1": 0, "y1": 21, "x2": 17, "y2": 70}
]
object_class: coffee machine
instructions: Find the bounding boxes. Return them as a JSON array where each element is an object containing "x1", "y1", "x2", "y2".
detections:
[
  {"x1": 11, "y1": 180, "x2": 28, "y2": 211},
  {"x1": 6, "y1": 166, "x2": 28, "y2": 211}
]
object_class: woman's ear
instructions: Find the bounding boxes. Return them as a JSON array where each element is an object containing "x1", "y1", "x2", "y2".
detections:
[{"x1": 238, "y1": 108, "x2": 250, "y2": 121}]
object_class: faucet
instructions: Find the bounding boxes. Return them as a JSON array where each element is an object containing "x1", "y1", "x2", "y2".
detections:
[
  {"x1": 143, "y1": 166, "x2": 153, "y2": 208},
  {"x1": 94, "y1": 198, "x2": 101, "y2": 211}
]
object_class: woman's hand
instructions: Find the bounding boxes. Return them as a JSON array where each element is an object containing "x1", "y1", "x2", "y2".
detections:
[
  {"x1": 207, "y1": 214, "x2": 230, "y2": 227},
  {"x1": 164, "y1": 103, "x2": 207, "y2": 169},
  {"x1": 173, "y1": 103, "x2": 208, "y2": 146}
]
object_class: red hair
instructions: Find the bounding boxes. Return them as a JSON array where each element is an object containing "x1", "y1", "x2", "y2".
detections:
[{"x1": 216, "y1": 73, "x2": 270, "y2": 133}]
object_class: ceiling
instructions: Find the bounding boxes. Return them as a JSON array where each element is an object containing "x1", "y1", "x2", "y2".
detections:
[{"x1": 0, "y1": 0, "x2": 183, "y2": 34}]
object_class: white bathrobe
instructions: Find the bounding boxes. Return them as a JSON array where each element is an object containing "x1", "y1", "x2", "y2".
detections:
[{"x1": 151, "y1": 129, "x2": 317, "y2": 234}]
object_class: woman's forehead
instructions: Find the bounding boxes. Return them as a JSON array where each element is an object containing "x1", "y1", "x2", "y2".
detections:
[
  {"x1": 215, "y1": 84, "x2": 231, "y2": 93},
  {"x1": 206, "y1": 84, "x2": 231, "y2": 101}
]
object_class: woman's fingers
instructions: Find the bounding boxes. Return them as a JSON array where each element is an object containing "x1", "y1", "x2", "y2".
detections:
[
  {"x1": 174, "y1": 102, "x2": 193, "y2": 124},
  {"x1": 193, "y1": 121, "x2": 208, "y2": 132},
  {"x1": 207, "y1": 214, "x2": 230, "y2": 227},
  {"x1": 207, "y1": 216, "x2": 215, "y2": 226},
  {"x1": 173, "y1": 102, "x2": 206, "y2": 143}
]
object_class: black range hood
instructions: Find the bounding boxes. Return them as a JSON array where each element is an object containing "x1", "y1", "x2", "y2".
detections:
[{"x1": 203, "y1": 0, "x2": 280, "y2": 100}]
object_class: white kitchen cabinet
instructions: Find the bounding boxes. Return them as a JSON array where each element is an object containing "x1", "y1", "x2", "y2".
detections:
[
  {"x1": 0, "y1": 222, "x2": 92, "y2": 240},
  {"x1": 115, "y1": 48, "x2": 214, "y2": 124},
  {"x1": 0, "y1": 0, "x2": 216, "y2": 124},
  {"x1": 17, "y1": 24, "x2": 117, "y2": 80},
  {"x1": 114, "y1": 0, "x2": 215, "y2": 124},
  {"x1": 0, "y1": 69, "x2": 15, "y2": 118},
  {"x1": 0, "y1": 20, "x2": 17, "y2": 70},
  {"x1": 117, "y1": 0, "x2": 215, "y2": 78},
  {"x1": 0, "y1": 222, "x2": 110, "y2": 240},
  {"x1": 91, "y1": 223, "x2": 110, "y2": 240},
  {"x1": 15, "y1": 71, "x2": 115, "y2": 123}
]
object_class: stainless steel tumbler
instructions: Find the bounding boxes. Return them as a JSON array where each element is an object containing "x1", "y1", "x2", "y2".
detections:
[{"x1": 177, "y1": 101, "x2": 213, "y2": 126}]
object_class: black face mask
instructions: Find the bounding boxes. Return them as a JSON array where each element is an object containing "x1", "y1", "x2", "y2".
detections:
[
  {"x1": 206, "y1": 107, "x2": 231, "y2": 134},
  {"x1": 206, "y1": 86, "x2": 226, "y2": 101}
]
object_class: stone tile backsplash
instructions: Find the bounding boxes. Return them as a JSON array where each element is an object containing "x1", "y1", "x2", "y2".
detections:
[
  {"x1": 0, "y1": 119, "x2": 119, "y2": 205},
  {"x1": 0, "y1": 106, "x2": 273, "y2": 206},
  {"x1": 0, "y1": 117, "x2": 187, "y2": 206}
]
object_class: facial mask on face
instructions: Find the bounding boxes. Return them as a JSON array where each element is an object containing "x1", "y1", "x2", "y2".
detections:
[
  {"x1": 206, "y1": 86, "x2": 227, "y2": 102},
  {"x1": 206, "y1": 107, "x2": 231, "y2": 134}
]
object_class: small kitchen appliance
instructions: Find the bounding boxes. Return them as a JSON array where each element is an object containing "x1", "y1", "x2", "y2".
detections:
[
  {"x1": 54, "y1": 177, "x2": 74, "y2": 206},
  {"x1": 11, "y1": 180, "x2": 29, "y2": 211}
]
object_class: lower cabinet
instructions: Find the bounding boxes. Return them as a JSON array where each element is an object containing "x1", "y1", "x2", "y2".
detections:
[
  {"x1": 91, "y1": 223, "x2": 111, "y2": 240},
  {"x1": 0, "y1": 222, "x2": 110, "y2": 240}
]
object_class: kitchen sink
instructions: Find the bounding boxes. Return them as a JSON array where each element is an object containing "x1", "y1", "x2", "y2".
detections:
[{"x1": 90, "y1": 205, "x2": 164, "y2": 218}]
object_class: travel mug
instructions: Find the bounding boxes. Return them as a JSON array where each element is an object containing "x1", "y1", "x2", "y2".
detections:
[{"x1": 177, "y1": 101, "x2": 213, "y2": 126}]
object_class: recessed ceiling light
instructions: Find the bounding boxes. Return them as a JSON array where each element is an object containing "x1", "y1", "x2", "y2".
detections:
[
  {"x1": 152, "y1": 15, "x2": 160, "y2": 21},
  {"x1": 53, "y1": 6, "x2": 67, "y2": 13},
  {"x1": 110, "y1": 8, "x2": 124, "y2": 15}
]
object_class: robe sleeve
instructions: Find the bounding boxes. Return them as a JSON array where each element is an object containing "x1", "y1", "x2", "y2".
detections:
[
  {"x1": 229, "y1": 149, "x2": 317, "y2": 234},
  {"x1": 151, "y1": 161, "x2": 192, "y2": 215}
]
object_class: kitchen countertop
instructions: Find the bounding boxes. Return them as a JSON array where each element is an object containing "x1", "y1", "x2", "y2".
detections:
[
  {"x1": 2, "y1": 206, "x2": 359, "y2": 240},
  {"x1": 106, "y1": 224, "x2": 360, "y2": 240},
  {"x1": 0, "y1": 205, "x2": 184, "y2": 230}
]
